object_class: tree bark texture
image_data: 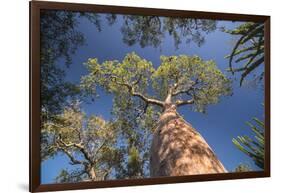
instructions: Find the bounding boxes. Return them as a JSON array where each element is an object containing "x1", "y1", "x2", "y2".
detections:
[{"x1": 150, "y1": 105, "x2": 227, "y2": 177}]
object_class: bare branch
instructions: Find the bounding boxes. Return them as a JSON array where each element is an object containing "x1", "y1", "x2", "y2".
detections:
[
  {"x1": 57, "y1": 135, "x2": 92, "y2": 164},
  {"x1": 172, "y1": 88, "x2": 192, "y2": 96},
  {"x1": 110, "y1": 76, "x2": 164, "y2": 107},
  {"x1": 131, "y1": 90, "x2": 164, "y2": 107},
  {"x1": 55, "y1": 143, "x2": 85, "y2": 165},
  {"x1": 102, "y1": 167, "x2": 112, "y2": 180},
  {"x1": 132, "y1": 74, "x2": 143, "y2": 85},
  {"x1": 176, "y1": 99, "x2": 194, "y2": 107},
  {"x1": 172, "y1": 79, "x2": 199, "y2": 96}
]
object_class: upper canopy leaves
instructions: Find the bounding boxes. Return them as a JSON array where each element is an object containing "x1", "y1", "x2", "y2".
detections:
[
  {"x1": 82, "y1": 52, "x2": 154, "y2": 95},
  {"x1": 152, "y1": 55, "x2": 232, "y2": 112},
  {"x1": 81, "y1": 52, "x2": 231, "y2": 113}
]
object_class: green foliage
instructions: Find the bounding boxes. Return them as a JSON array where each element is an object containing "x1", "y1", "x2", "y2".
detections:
[
  {"x1": 41, "y1": 12, "x2": 235, "y2": 180},
  {"x1": 152, "y1": 55, "x2": 232, "y2": 112},
  {"x1": 111, "y1": 93, "x2": 158, "y2": 178},
  {"x1": 121, "y1": 16, "x2": 163, "y2": 48},
  {"x1": 163, "y1": 18, "x2": 217, "y2": 48},
  {"x1": 234, "y1": 163, "x2": 252, "y2": 172},
  {"x1": 41, "y1": 101, "x2": 122, "y2": 182},
  {"x1": 82, "y1": 52, "x2": 154, "y2": 96},
  {"x1": 82, "y1": 52, "x2": 231, "y2": 113},
  {"x1": 40, "y1": 10, "x2": 102, "y2": 120},
  {"x1": 81, "y1": 52, "x2": 231, "y2": 177},
  {"x1": 224, "y1": 22, "x2": 264, "y2": 86},
  {"x1": 55, "y1": 169, "x2": 87, "y2": 183},
  {"x1": 119, "y1": 16, "x2": 217, "y2": 49},
  {"x1": 127, "y1": 146, "x2": 143, "y2": 178},
  {"x1": 40, "y1": 12, "x2": 106, "y2": 172},
  {"x1": 232, "y1": 117, "x2": 265, "y2": 169}
]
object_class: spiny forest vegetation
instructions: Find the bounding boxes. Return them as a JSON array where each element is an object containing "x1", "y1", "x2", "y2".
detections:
[{"x1": 40, "y1": 10, "x2": 265, "y2": 182}]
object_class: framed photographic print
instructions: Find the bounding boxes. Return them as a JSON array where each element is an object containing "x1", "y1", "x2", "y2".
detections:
[{"x1": 30, "y1": 1, "x2": 270, "y2": 192}]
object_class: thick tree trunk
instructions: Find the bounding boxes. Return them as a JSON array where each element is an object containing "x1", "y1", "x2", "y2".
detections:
[{"x1": 150, "y1": 104, "x2": 227, "y2": 177}]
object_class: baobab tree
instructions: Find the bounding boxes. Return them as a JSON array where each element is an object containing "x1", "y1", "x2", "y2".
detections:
[{"x1": 81, "y1": 52, "x2": 232, "y2": 176}]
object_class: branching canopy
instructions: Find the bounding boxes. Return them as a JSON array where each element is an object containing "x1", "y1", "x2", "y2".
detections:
[
  {"x1": 82, "y1": 52, "x2": 231, "y2": 113},
  {"x1": 40, "y1": 10, "x2": 103, "y2": 121},
  {"x1": 119, "y1": 16, "x2": 217, "y2": 49},
  {"x1": 41, "y1": 102, "x2": 122, "y2": 182}
]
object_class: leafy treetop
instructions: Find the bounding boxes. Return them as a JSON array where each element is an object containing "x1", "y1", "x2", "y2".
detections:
[{"x1": 81, "y1": 52, "x2": 231, "y2": 113}]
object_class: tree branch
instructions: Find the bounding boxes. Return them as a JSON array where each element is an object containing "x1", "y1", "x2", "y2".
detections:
[
  {"x1": 132, "y1": 74, "x2": 143, "y2": 85},
  {"x1": 57, "y1": 135, "x2": 92, "y2": 164},
  {"x1": 56, "y1": 143, "x2": 85, "y2": 165},
  {"x1": 102, "y1": 167, "x2": 112, "y2": 180},
  {"x1": 176, "y1": 99, "x2": 194, "y2": 107},
  {"x1": 172, "y1": 79, "x2": 199, "y2": 96},
  {"x1": 131, "y1": 90, "x2": 164, "y2": 106},
  {"x1": 73, "y1": 127, "x2": 82, "y2": 142},
  {"x1": 92, "y1": 140, "x2": 106, "y2": 161},
  {"x1": 172, "y1": 88, "x2": 192, "y2": 96},
  {"x1": 110, "y1": 76, "x2": 164, "y2": 107}
]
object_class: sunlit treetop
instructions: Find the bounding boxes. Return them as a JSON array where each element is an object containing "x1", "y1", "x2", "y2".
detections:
[{"x1": 81, "y1": 52, "x2": 232, "y2": 113}]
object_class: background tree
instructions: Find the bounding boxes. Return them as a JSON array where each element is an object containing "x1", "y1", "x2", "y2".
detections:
[
  {"x1": 40, "y1": 11, "x2": 104, "y2": 168},
  {"x1": 40, "y1": 11, "x2": 217, "y2": 121},
  {"x1": 224, "y1": 22, "x2": 264, "y2": 86},
  {"x1": 120, "y1": 15, "x2": 164, "y2": 48},
  {"x1": 41, "y1": 102, "x2": 122, "y2": 182},
  {"x1": 163, "y1": 18, "x2": 217, "y2": 48},
  {"x1": 40, "y1": 10, "x2": 102, "y2": 121},
  {"x1": 81, "y1": 52, "x2": 232, "y2": 177},
  {"x1": 234, "y1": 163, "x2": 252, "y2": 172},
  {"x1": 112, "y1": 94, "x2": 160, "y2": 178},
  {"x1": 232, "y1": 117, "x2": 265, "y2": 169},
  {"x1": 108, "y1": 15, "x2": 217, "y2": 49}
]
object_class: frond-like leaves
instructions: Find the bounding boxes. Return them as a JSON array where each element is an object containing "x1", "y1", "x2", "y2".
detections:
[
  {"x1": 232, "y1": 117, "x2": 265, "y2": 169},
  {"x1": 224, "y1": 22, "x2": 265, "y2": 86}
]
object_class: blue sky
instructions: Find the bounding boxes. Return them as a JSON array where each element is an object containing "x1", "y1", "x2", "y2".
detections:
[{"x1": 41, "y1": 13, "x2": 264, "y2": 183}]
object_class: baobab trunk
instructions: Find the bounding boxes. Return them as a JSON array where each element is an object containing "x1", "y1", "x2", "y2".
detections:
[{"x1": 150, "y1": 104, "x2": 227, "y2": 176}]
